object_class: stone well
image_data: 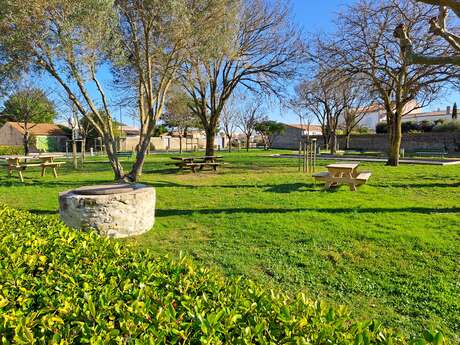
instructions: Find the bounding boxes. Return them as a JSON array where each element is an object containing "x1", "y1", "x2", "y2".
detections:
[{"x1": 59, "y1": 183, "x2": 155, "y2": 238}]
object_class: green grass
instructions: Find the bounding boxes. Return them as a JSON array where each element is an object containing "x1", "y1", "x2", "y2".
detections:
[{"x1": 0, "y1": 150, "x2": 459, "y2": 340}]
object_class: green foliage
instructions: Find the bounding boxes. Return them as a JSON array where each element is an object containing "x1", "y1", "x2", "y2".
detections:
[
  {"x1": 1, "y1": 88, "x2": 56, "y2": 124},
  {"x1": 0, "y1": 145, "x2": 23, "y2": 155},
  {"x1": 255, "y1": 120, "x2": 285, "y2": 149},
  {"x1": 433, "y1": 120, "x2": 460, "y2": 132},
  {"x1": 0, "y1": 204, "x2": 446, "y2": 344}
]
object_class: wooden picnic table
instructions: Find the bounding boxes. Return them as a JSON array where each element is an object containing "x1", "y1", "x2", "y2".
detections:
[
  {"x1": 313, "y1": 162, "x2": 371, "y2": 191},
  {"x1": 1, "y1": 154, "x2": 65, "y2": 182},
  {"x1": 170, "y1": 155, "x2": 225, "y2": 172}
]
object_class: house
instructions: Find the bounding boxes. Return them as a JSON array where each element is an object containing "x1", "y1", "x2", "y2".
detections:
[
  {"x1": 271, "y1": 124, "x2": 323, "y2": 149},
  {"x1": 401, "y1": 106, "x2": 453, "y2": 123},
  {"x1": 350, "y1": 100, "x2": 421, "y2": 131},
  {"x1": 0, "y1": 121, "x2": 69, "y2": 152}
]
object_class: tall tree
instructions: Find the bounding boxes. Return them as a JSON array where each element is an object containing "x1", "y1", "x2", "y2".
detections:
[
  {"x1": 324, "y1": 0, "x2": 454, "y2": 165},
  {"x1": 395, "y1": 0, "x2": 460, "y2": 66},
  {"x1": 452, "y1": 102, "x2": 458, "y2": 119},
  {"x1": 1, "y1": 87, "x2": 57, "y2": 154},
  {"x1": 163, "y1": 90, "x2": 199, "y2": 154},
  {"x1": 182, "y1": 0, "x2": 305, "y2": 156},
  {"x1": 236, "y1": 99, "x2": 266, "y2": 152}
]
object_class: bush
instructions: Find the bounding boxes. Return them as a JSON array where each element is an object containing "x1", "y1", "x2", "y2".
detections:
[
  {"x1": 420, "y1": 120, "x2": 435, "y2": 132},
  {"x1": 375, "y1": 122, "x2": 388, "y2": 134},
  {"x1": 0, "y1": 145, "x2": 23, "y2": 155},
  {"x1": 433, "y1": 120, "x2": 460, "y2": 132},
  {"x1": 0, "y1": 205, "x2": 445, "y2": 344},
  {"x1": 401, "y1": 121, "x2": 421, "y2": 133}
]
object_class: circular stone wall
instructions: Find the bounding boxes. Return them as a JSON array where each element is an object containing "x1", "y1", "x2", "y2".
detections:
[{"x1": 59, "y1": 183, "x2": 155, "y2": 238}]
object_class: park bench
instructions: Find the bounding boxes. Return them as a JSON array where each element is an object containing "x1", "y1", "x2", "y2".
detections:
[
  {"x1": 313, "y1": 163, "x2": 372, "y2": 191},
  {"x1": 413, "y1": 149, "x2": 447, "y2": 158},
  {"x1": 116, "y1": 152, "x2": 134, "y2": 161}
]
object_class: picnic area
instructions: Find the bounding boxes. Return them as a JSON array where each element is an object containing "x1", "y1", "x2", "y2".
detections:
[{"x1": 0, "y1": 150, "x2": 458, "y2": 340}]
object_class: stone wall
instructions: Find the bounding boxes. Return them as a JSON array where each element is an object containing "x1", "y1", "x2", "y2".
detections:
[{"x1": 273, "y1": 132, "x2": 460, "y2": 153}]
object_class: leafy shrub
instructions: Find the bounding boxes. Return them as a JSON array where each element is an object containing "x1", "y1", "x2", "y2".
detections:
[
  {"x1": 0, "y1": 205, "x2": 445, "y2": 344},
  {"x1": 375, "y1": 122, "x2": 388, "y2": 134},
  {"x1": 402, "y1": 121, "x2": 421, "y2": 133},
  {"x1": 433, "y1": 120, "x2": 460, "y2": 132},
  {"x1": 419, "y1": 120, "x2": 435, "y2": 132},
  {"x1": 0, "y1": 145, "x2": 23, "y2": 155}
]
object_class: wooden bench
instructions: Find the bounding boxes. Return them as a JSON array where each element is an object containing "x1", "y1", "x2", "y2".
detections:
[
  {"x1": 40, "y1": 162, "x2": 66, "y2": 177},
  {"x1": 184, "y1": 162, "x2": 224, "y2": 173}
]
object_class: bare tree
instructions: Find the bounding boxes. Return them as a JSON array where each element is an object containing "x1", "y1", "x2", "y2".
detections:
[
  {"x1": 324, "y1": 0, "x2": 454, "y2": 165},
  {"x1": 237, "y1": 100, "x2": 266, "y2": 151},
  {"x1": 181, "y1": 0, "x2": 305, "y2": 156},
  {"x1": 395, "y1": 1, "x2": 460, "y2": 66},
  {"x1": 220, "y1": 97, "x2": 239, "y2": 152},
  {"x1": 296, "y1": 68, "x2": 352, "y2": 154}
]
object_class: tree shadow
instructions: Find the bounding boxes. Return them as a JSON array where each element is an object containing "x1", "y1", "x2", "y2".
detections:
[
  {"x1": 374, "y1": 182, "x2": 460, "y2": 188},
  {"x1": 29, "y1": 209, "x2": 59, "y2": 215},
  {"x1": 156, "y1": 206, "x2": 460, "y2": 217}
]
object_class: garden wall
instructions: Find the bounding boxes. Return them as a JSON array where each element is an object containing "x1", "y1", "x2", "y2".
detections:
[{"x1": 274, "y1": 132, "x2": 460, "y2": 153}]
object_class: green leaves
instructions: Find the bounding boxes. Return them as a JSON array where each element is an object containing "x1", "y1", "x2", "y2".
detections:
[{"x1": 0, "y1": 205, "x2": 447, "y2": 344}]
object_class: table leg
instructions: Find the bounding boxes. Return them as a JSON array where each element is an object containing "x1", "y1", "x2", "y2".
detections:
[
  {"x1": 18, "y1": 170, "x2": 24, "y2": 183},
  {"x1": 53, "y1": 167, "x2": 58, "y2": 178},
  {"x1": 41, "y1": 166, "x2": 46, "y2": 177}
]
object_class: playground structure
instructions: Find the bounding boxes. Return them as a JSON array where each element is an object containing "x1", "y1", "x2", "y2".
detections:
[{"x1": 299, "y1": 138, "x2": 317, "y2": 174}]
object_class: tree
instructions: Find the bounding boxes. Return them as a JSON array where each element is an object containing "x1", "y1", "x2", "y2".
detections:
[
  {"x1": 0, "y1": 0, "x2": 227, "y2": 181},
  {"x1": 1, "y1": 87, "x2": 57, "y2": 154},
  {"x1": 182, "y1": 0, "x2": 305, "y2": 156},
  {"x1": 220, "y1": 98, "x2": 239, "y2": 152},
  {"x1": 324, "y1": 0, "x2": 454, "y2": 165},
  {"x1": 295, "y1": 67, "x2": 353, "y2": 154},
  {"x1": 395, "y1": 1, "x2": 460, "y2": 66},
  {"x1": 237, "y1": 100, "x2": 265, "y2": 152},
  {"x1": 163, "y1": 90, "x2": 199, "y2": 154},
  {"x1": 452, "y1": 102, "x2": 458, "y2": 119},
  {"x1": 255, "y1": 120, "x2": 285, "y2": 150}
]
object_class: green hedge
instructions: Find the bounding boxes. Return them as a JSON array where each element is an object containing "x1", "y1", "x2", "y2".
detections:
[
  {"x1": 0, "y1": 145, "x2": 24, "y2": 155},
  {"x1": 0, "y1": 205, "x2": 445, "y2": 344}
]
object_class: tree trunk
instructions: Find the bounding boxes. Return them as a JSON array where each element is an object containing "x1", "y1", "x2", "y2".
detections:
[
  {"x1": 329, "y1": 133, "x2": 337, "y2": 155},
  {"x1": 81, "y1": 138, "x2": 86, "y2": 164},
  {"x1": 227, "y1": 136, "x2": 232, "y2": 152},
  {"x1": 179, "y1": 135, "x2": 183, "y2": 154},
  {"x1": 387, "y1": 114, "x2": 402, "y2": 166},
  {"x1": 205, "y1": 129, "x2": 215, "y2": 156},
  {"x1": 103, "y1": 135, "x2": 124, "y2": 180},
  {"x1": 23, "y1": 132, "x2": 29, "y2": 155},
  {"x1": 345, "y1": 133, "x2": 351, "y2": 150},
  {"x1": 246, "y1": 134, "x2": 250, "y2": 152}
]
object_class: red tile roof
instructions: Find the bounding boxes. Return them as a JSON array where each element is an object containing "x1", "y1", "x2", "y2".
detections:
[
  {"x1": 5, "y1": 122, "x2": 68, "y2": 136},
  {"x1": 286, "y1": 124, "x2": 323, "y2": 131}
]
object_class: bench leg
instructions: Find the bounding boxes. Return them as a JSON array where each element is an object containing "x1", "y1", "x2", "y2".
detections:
[
  {"x1": 213, "y1": 165, "x2": 217, "y2": 171},
  {"x1": 7, "y1": 167, "x2": 12, "y2": 177},
  {"x1": 41, "y1": 166, "x2": 46, "y2": 177},
  {"x1": 53, "y1": 167, "x2": 58, "y2": 178},
  {"x1": 349, "y1": 184, "x2": 357, "y2": 192},
  {"x1": 191, "y1": 166, "x2": 196, "y2": 173}
]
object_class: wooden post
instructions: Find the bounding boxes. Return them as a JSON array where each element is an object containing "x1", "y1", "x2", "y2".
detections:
[{"x1": 298, "y1": 141, "x2": 302, "y2": 172}]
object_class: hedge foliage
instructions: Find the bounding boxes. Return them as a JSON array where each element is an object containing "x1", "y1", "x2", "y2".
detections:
[
  {"x1": 0, "y1": 205, "x2": 446, "y2": 344},
  {"x1": 0, "y1": 145, "x2": 24, "y2": 155}
]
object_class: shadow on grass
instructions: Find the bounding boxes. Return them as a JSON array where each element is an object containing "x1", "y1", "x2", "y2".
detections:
[
  {"x1": 374, "y1": 182, "x2": 460, "y2": 188},
  {"x1": 0, "y1": 178, "x2": 111, "y2": 188},
  {"x1": 29, "y1": 209, "x2": 59, "y2": 215},
  {"x1": 157, "y1": 206, "x2": 460, "y2": 217}
]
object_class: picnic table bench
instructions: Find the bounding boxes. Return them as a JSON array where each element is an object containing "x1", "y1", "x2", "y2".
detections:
[
  {"x1": 115, "y1": 151, "x2": 134, "y2": 161},
  {"x1": 1, "y1": 155, "x2": 65, "y2": 182},
  {"x1": 413, "y1": 149, "x2": 447, "y2": 158},
  {"x1": 313, "y1": 163, "x2": 371, "y2": 191},
  {"x1": 170, "y1": 156, "x2": 225, "y2": 173}
]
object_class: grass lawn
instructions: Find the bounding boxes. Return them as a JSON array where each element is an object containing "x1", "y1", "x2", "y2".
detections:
[{"x1": 0, "y1": 150, "x2": 459, "y2": 340}]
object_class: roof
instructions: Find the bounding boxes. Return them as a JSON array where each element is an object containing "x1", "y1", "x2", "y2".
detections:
[
  {"x1": 286, "y1": 124, "x2": 323, "y2": 131},
  {"x1": 4, "y1": 122, "x2": 68, "y2": 136},
  {"x1": 404, "y1": 111, "x2": 447, "y2": 118}
]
